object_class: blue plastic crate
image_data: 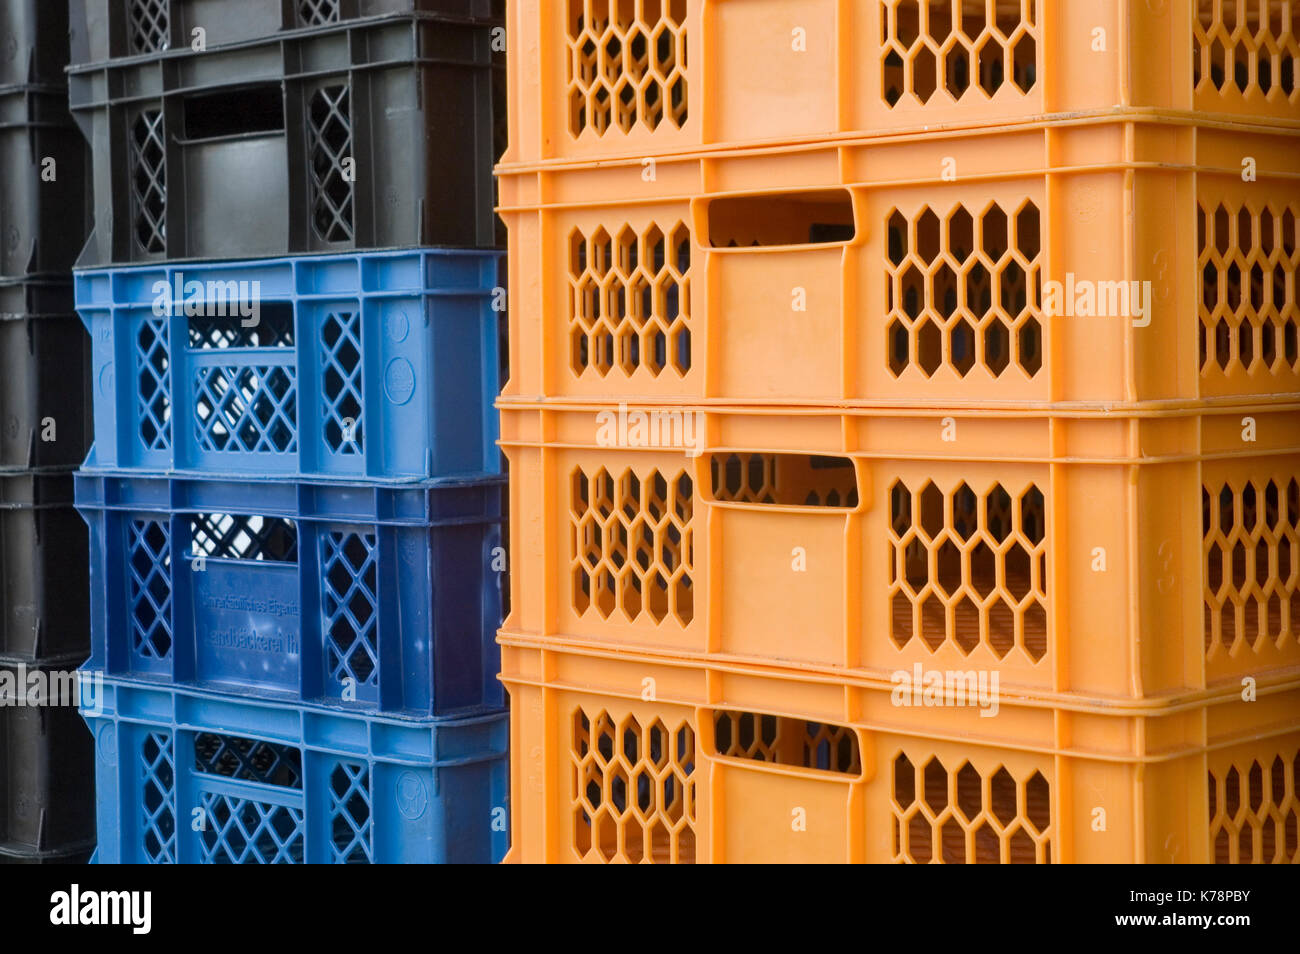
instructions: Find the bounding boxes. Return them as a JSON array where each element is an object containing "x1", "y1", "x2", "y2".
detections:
[
  {"x1": 83, "y1": 678, "x2": 508, "y2": 863},
  {"x1": 76, "y1": 250, "x2": 503, "y2": 482},
  {"x1": 77, "y1": 472, "x2": 504, "y2": 716}
]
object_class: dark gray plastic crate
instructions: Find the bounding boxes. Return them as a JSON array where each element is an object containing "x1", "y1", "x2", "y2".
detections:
[
  {"x1": 0, "y1": 317, "x2": 91, "y2": 472},
  {"x1": 0, "y1": 89, "x2": 90, "y2": 282},
  {"x1": 0, "y1": 663, "x2": 95, "y2": 859},
  {"x1": 0, "y1": 473, "x2": 90, "y2": 667},
  {"x1": 69, "y1": 0, "x2": 499, "y2": 64},
  {"x1": 0, "y1": 279, "x2": 75, "y2": 320},
  {"x1": 0, "y1": 1, "x2": 72, "y2": 87},
  {"x1": 69, "y1": 12, "x2": 502, "y2": 266}
]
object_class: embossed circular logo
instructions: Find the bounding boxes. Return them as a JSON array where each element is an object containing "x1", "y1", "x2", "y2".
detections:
[
  {"x1": 396, "y1": 771, "x2": 428, "y2": 820},
  {"x1": 384, "y1": 357, "x2": 416, "y2": 405},
  {"x1": 99, "y1": 362, "x2": 115, "y2": 395},
  {"x1": 386, "y1": 312, "x2": 410, "y2": 343},
  {"x1": 97, "y1": 724, "x2": 117, "y2": 763}
]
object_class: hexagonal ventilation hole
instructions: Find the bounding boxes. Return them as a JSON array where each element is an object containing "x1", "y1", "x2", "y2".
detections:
[
  {"x1": 886, "y1": 200, "x2": 1042, "y2": 381},
  {"x1": 571, "y1": 708, "x2": 696, "y2": 862}
]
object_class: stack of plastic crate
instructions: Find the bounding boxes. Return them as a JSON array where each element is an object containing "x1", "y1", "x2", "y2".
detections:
[
  {"x1": 495, "y1": 0, "x2": 1300, "y2": 863},
  {"x1": 0, "y1": 1, "x2": 95, "y2": 865},
  {"x1": 69, "y1": 0, "x2": 509, "y2": 863}
]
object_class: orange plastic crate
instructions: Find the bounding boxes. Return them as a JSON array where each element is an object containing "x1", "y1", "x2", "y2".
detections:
[
  {"x1": 498, "y1": 640, "x2": 1300, "y2": 862},
  {"x1": 499, "y1": 120, "x2": 1300, "y2": 406},
  {"x1": 503, "y1": 0, "x2": 1300, "y2": 166},
  {"x1": 499, "y1": 402, "x2": 1300, "y2": 700}
]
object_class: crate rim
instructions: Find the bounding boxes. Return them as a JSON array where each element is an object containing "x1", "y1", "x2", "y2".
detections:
[
  {"x1": 498, "y1": 636, "x2": 1300, "y2": 760},
  {"x1": 73, "y1": 469, "x2": 506, "y2": 522},
  {"x1": 85, "y1": 672, "x2": 510, "y2": 740},
  {"x1": 66, "y1": 7, "x2": 504, "y2": 76}
]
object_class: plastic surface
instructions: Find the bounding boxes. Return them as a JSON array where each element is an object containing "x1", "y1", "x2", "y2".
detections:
[
  {"x1": 502, "y1": 0, "x2": 1300, "y2": 166},
  {"x1": 500, "y1": 118, "x2": 1300, "y2": 407},
  {"x1": 77, "y1": 472, "x2": 505, "y2": 716},
  {"x1": 69, "y1": 0, "x2": 500, "y2": 64},
  {"x1": 0, "y1": 0, "x2": 72, "y2": 87},
  {"x1": 0, "y1": 317, "x2": 91, "y2": 473},
  {"x1": 78, "y1": 251, "x2": 503, "y2": 482},
  {"x1": 0, "y1": 846, "x2": 93, "y2": 864},
  {"x1": 499, "y1": 640, "x2": 1300, "y2": 863},
  {"x1": 0, "y1": 88, "x2": 90, "y2": 282},
  {"x1": 0, "y1": 473, "x2": 90, "y2": 665},
  {"x1": 0, "y1": 280, "x2": 74, "y2": 320},
  {"x1": 84, "y1": 678, "x2": 509, "y2": 863},
  {"x1": 69, "y1": 14, "x2": 501, "y2": 266},
  {"x1": 499, "y1": 402, "x2": 1300, "y2": 700},
  {"x1": 0, "y1": 663, "x2": 95, "y2": 858}
]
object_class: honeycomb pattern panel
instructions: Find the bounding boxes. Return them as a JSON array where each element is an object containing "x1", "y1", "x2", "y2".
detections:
[
  {"x1": 1194, "y1": 0, "x2": 1300, "y2": 109},
  {"x1": 886, "y1": 201, "x2": 1043, "y2": 381},
  {"x1": 881, "y1": 0, "x2": 1038, "y2": 108},
  {"x1": 571, "y1": 708, "x2": 696, "y2": 863},
  {"x1": 710, "y1": 453, "x2": 860, "y2": 508},
  {"x1": 571, "y1": 466, "x2": 694, "y2": 626},
  {"x1": 889, "y1": 478, "x2": 1048, "y2": 661},
  {"x1": 567, "y1": 0, "x2": 688, "y2": 137},
  {"x1": 1203, "y1": 473, "x2": 1300, "y2": 660},
  {"x1": 1198, "y1": 200, "x2": 1300, "y2": 390},
  {"x1": 1208, "y1": 741, "x2": 1300, "y2": 863},
  {"x1": 713, "y1": 710, "x2": 861, "y2": 775},
  {"x1": 892, "y1": 751, "x2": 1052, "y2": 863},
  {"x1": 569, "y1": 223, "x2": 691, "y2": 378}
]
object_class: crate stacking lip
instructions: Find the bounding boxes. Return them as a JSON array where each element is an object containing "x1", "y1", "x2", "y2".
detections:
[
  {"x1": 503, "y1": 0, "x2": 1300, "y2": 167},
  {"x1": 498, "y1": 400, "x2": 1300, "y2": 701},
  {"x1": 76, "y1": 471, "x2": 505, "y2": 717},
  {"x1": 68, "y1": 8, "x2": 502, "y2": 266},
  {"x1": 0, "y1": 278, "x2": 74, "y2": 321},
  {"x1": 499, "y1": 639, "x2": 1300, "y2": 863},
  {"x1": 83, "y1": 677, "x2": 509, "y2": 863},
  {"x1": 0, "y1": 661, "x2": 96, "y2": 859},
  {"x1": 0, "y1": 472, "x2": 89, "y2": 666},
  {"x1": 69, "y1": 0, "x2": 502, "y2": 65},
  {"x1": 498, "y1": 116, "x2": 1300, "y2": 408},
  {"x1": 76, "y1": 249, "x2": 503, "y2": 483},
  {"x1": 0, "y1": 86, "x2": 89, "y2": 282}
]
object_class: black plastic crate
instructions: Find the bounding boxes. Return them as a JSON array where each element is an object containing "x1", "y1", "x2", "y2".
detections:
[
  {"x1": 0, "y1": 88, "x2": 90, "y2": 282},
  {"x1": 0, "y1": 662, "x2": 95, "y2": 859},
  {"x1": 0, "y1": 1, "x2": 72, "y2": 88},
  {"x1": 69, "y1": 0, "x2": 499, "y2": 64},
  {"x1": 0, "y1": 845, "x2": 92, "y2": 864},
  {"x1": 0, "y1": 473, "x2": 90, "y2": 666},
  {"x1": 69, "y1": 11, "x2": 502, "y2": 266},
  {"x1": 0, "y1": 317, "x2": 91, "y2": 473}
]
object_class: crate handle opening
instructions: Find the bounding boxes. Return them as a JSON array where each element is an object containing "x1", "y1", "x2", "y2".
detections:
[
  {"x1": 707, "y1": 708, "x2": 863, "y2": 779},
  {"x1": 703, "y1": 189, "x2": 856, "y2": 248},
  {"x1": 704, "y1": 452, "x2": 862, "y2": 510},
  {"x1": 183, "y1": 85, "x2": 285, "y2": 141}
]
